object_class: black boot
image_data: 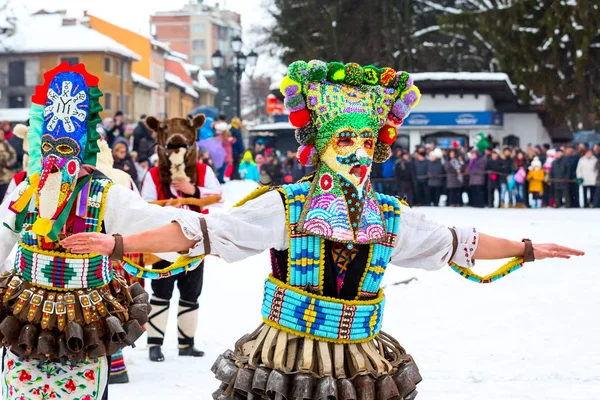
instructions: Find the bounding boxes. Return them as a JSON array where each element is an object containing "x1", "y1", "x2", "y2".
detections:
[
  {"x1": 178, "y1": 345, "x2": 204, "y2": 357},
  {"x1": 149, "y1": 346, "x2": 165, "y2": 362},
  {"x1": 109, "y1": 372, "x2": 129, "y2": 384}
]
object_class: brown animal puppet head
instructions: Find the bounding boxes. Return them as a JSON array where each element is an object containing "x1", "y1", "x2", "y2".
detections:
[{"x1": 146, "y1": 115, "x2": 206, "y2": 187}]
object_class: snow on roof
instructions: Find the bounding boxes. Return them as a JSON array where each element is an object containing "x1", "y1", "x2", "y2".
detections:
[
  {"x1": 132, "y1": 72, "x2": 159, "y2": 90},
  {"x1": 150, "y1": 38, "x2": 170, "y2": 52},
  {"x1": 412, "y1": 72, "x2": 513, "y2": 84},
  {"x1": 249, "y1": 122, "x2": 294, "y2": 131},
  {"x1": 165, "y1": 72, "x2": 199, "y2": 98},
  {"x1": 202, "y1": 70, "x2": 216, "y2": 78},
  {"x1": 183, "y1": 63, "x2": 201, "y2": 75},
  {"x1": 168, "y1": 51, "x2": 188, "y2": 61},
  {"x1": 1, "y1": 14, "x2": 140, "y2": 60},
  {"x1": 193, "y1": 73, "x2": 218, "y2": 94},
  {"x1": 0, "y1": 108, "x2": 30, "y2": 122}
]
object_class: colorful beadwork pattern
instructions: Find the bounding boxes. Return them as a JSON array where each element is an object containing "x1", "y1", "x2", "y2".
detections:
[
  {"x1": 14, "y1": 243, "x2": 112, "y2": 289},
  {"x1": 121, "y1": 255, "x2": 205, "y2": 280},
  {"x1": 262, "y1": 275, "x2": 385, "y2": 344},
  {"x1": 449, "y1": 257, "x2": 525, "y2": 284}
]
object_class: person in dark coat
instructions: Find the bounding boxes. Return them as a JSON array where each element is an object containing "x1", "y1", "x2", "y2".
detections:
[
  {"x1": 445, "y1": 149, "x2": 464, "y2": 206},
  {"x1": 395, "y1": 152, "x2": 416, "y2": 205},
  {"x1": 468, "y1": 150, "x2": 486, "y2": 208},
  {"x1": 413, "y1": 150, "x2": 429, "y2": 206},
  {"x1": 486, "y1": 151, "x2": 504, "y2": 208},
  {"x1": 565, "y1": 145, "x2": 580, "y2": 207},
  {"x1": 427, "y1": 149, "x2": 444, "y2": 206},
  {"x1": 132, "y1": 114, "x2": 152, "y2": 153},
  {"x1": 106, "y1": 111, "x2": 126, "y2": 148},
  {"x1": 261, "y1": 152, "x2": 284, "y2": 186},
  {"x1": 111, "y1": 138, "x2": 138, "y2": 184},
  {"x1": 499, "y1": 148, "x2": 514, "y2": 207},
  {"x1": 550, "y1": 149, "x2": 571, "y2": 208},
  {"x1": 229, "y1": 117, "x2": 245, "y2": 180}
]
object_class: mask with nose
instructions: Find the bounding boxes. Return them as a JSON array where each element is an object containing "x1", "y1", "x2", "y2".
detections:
[
  {"x1": 281, "y1": 60, "x2": 421, "y2": 243},
  {"x1": 21, "y1": 62, "x2": 102, "y2": 239}
]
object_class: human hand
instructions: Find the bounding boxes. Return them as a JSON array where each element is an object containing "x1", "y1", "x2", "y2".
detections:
[
  {"x1": 533, "y1": 243, "x2": 584, "y2": 260},
  {"x1": 172, "y1": 178, "x2": 196, "y2": 195},
  {"x1": 61, "y1": 233, "x2": 116, "y2": 256}
]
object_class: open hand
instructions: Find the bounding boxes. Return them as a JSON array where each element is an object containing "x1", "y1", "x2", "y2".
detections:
[
  {"x1": 171, "y1": 178, "x2": 196, "y2": 196},
  {"x1": 61, "y1": 233, "x2": 116, "y2": 256},
  {"x1": 533, "y1": 243, "x2": 584, "y2": 260}
]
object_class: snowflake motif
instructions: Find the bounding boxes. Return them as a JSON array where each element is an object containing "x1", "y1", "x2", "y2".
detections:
[{"x1": 44, "y1": 80, "x2": 87, "y2": 133}]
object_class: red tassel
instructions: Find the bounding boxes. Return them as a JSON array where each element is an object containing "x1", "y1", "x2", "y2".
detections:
[
  {"x1": 378, "y1": 125, "x2": 397, "y2": 145},
  {"x1": 289, "y1": 109, "x2": 311, "y2": 128}
]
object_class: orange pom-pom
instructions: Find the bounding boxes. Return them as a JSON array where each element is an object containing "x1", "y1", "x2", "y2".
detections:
[
  {"x1": 379, "y1": 68, "x2": 397, "y2": 87},
  {"x1": 289, "y1": 109, "x2": 311, "y2": 128},
  {"x1": 378, "y1": 124, "x2": 397, "y2": 145}
]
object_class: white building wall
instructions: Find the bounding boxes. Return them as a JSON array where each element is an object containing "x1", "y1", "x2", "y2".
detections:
[
  {"x1": 499, "y1": 113, "x2": 551, "y2": 146},
  {"x1": 416, "y1": 94, "x2": 494, "y2": 112}
]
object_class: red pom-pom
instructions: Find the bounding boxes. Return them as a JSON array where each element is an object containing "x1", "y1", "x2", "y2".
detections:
[
  {"x1": 387, "y1": 113, "x2": 404, "y2": 128},
  {"x1": 289, "y1": 109, "x2": 311, "y2": 128},
  {"x1": 297, "y1": 144, "x2": 317, "y2": 166},
  {"x1": 378, "y1": 125, "x2": 397, "y2": 145}
]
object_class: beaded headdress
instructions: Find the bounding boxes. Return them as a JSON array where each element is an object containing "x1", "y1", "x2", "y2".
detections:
[
  {"x1": 8, "y1": 62, "x2": 103, "y2": 240},
  {"x1": 280, "y1": 60, "x2": 420, "y2": 244}
]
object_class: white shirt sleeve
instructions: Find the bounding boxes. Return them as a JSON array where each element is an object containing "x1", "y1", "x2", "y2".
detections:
[
  {"x1": 4, "y1": 178, "x2": 17, "y2": 203},
  {"x1": 140, "y1": 171, "x2": 158, "y2": 202},
  {"x1": 389, "y1": 204, "x2": 478, "y2": 270},
  {"x1": 173, "y1": 190, "x2": 287, "y2": 263},
  {"x1": 199, "y1": 166, "x2": 221, "y2": 198},
  {"x1": 0, "y1": 182, "x2": 26, "y2": 268},
  {"x1": 103, "y1": 184, "x2": 201, "y2": 262}
]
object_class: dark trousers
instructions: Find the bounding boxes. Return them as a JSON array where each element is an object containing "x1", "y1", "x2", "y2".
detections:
[
  {"x1": 447, "y1": 188, "x2": 462, "y2": 206},
  {"x1": 583, "y1": 186, "x2": 596, "y2": 207},
  {"x1": 487, "y1": 185, "x2": 500, "y2": 208},
  {"x1": 569, "y1": 182, "x2": 580, "y2": 208},
  {"x1": 151, "y1": 260, "x2": 205, "y2": 302},
  {"x1": 470, "y1": 185, "x2": 485, "y2": 208},
  {"x1": 428, "y1": 185, "x2": 442, "y2": 206},
  {"x1": 397, "y1": 181, "x2": 414, "y2": 205},
  {"x1": 554, "y1": 187, "x2": 571, "y2": 208},
  {"x1": 415, "y1": 181, "x2": 428, "y2": 205},
  {"x1": 230, "y1": 155, "x2": 242, "y2": 180}
]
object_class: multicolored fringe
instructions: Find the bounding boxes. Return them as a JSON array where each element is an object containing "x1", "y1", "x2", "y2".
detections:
[
  {"x1": 279, "y1": 183, "x2": 324, "y2": 291},
  {"x1": 357, "y1": 193, "x2": 401, "y2": 298},
  {"x1": 122, "y1": 255, "x2": 205, "y2": 280},
  {"x1": 110, "y1": 349, "x2": 127, "y2": 376},
  {"x1": 449, "y1": 257, "x2": 524, "y2": 283},
  {"x1": 262, "y1": 275, "x2": 385, "y2": 344},
  {"x1": 14, "y1": 243, "x2": 112, "y2": 289}
]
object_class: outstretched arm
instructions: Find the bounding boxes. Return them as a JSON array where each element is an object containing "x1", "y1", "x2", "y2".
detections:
[
  {"x1": 473, "y1": 233, "x2": 583, "y2": 260},
  {"x1": 62, "y1": 189, "x2": 288, "y2": 262}
]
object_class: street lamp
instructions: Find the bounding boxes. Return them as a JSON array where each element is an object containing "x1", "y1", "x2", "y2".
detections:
[{"x1": 211, "y1": 36, "x2": 258, "y2": 119}]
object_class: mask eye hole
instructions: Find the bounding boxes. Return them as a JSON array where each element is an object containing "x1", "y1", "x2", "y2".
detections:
[
  {"x1": 42, "y1": 142, "x2": 52, "y2": 152},
  {"x1": 56, "y1": 144, "x2": 74, "y2": 155},
  {"x1": 337, "y1": 138, "x2": 354, "y2": 147},
  {"x1": 364, "y1": 139, "x2": 373, "y2": 150}
]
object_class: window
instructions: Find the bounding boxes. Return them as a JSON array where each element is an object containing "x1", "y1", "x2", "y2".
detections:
[
  {"x1": 115, "y1": 59, "x2": 121, "y2": 76},
  {"x1": 192, "y1": 39, "x2": 205, "y2": 50},
  {"x1": 8, "y1": 95, "x2": 25, "y2": 108},
  {"x1": 104, "y1": 57, "x2": 112, "y2": 73},
  {"x1": 8, "y1": 61, "x2": 25, "y2": 87},
  {"x1": 104, "y1": 93, "x2": 112, "y2": 111},
  {"x1": 60, "y1": 57, "x2": 79, "y2": 66},
  {"x1": 192, "y1": 56, "x2": 206, "y2": 65},
  {"x1": 192, "y1": 23, "x2": 206, "y2": 33}
]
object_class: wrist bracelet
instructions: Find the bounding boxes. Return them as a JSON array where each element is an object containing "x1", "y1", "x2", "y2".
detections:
[
  {"x1": 521, "y1": 238, "x2": 535, "y2": 263},
  {"x1": 110, "y1": 234, "x2": 124, "y2": 261}
]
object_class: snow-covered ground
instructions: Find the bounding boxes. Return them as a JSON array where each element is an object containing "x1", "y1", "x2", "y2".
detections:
[{"x1": 112, "y1": 181, "x2": 600, "y2": 400}]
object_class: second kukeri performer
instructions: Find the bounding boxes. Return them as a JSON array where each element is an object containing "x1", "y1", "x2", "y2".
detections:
[
  {"x1": 63, "y1": 60, "x2": 584, "y2": 400},
  {"x1": 141, "y1": 115, "x2": 222, "y2": 362}
]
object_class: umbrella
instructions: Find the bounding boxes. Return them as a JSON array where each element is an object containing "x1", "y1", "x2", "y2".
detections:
[
  {"x1": 573, "y1": 131, "x2": 600, "y2": 146},
  {"x1": 198, "y1": 138, "x2": 226, "y2": 169},
  {"x1": 191, "y1": 106, "x2": 219, "y2": 120}
]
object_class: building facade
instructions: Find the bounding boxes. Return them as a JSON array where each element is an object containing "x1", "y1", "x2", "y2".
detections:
[{"x1": 150, "y1": 1, "x2": 241, "y2": 71}]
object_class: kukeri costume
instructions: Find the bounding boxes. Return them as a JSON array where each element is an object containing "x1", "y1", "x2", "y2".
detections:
[
  {"x1": 118, "y1": 60, "x2": 527, "y2": 400},
  {"x1": 0, "y1": 63, "x2": 201, "y2": 400},
  {"x1": 140, "y1": 115, "x2": 222, "y2": 361}
]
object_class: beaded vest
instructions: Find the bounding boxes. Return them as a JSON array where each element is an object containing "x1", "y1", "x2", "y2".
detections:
[
  {"x1": 259, "y1": 182, "x2": 401, "y2": 344},
  {"x1": 11, "y1": 176, "x2": 113, "y2": 290}
]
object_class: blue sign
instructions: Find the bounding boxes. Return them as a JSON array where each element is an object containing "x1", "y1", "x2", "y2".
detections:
[{"x1": 403, "y1": 112, "x2": 504, "y2": 127}]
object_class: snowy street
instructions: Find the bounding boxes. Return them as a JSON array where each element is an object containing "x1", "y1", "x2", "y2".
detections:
[{"x1": 112, "y1": 181, "x2": 600, "y2": 400}]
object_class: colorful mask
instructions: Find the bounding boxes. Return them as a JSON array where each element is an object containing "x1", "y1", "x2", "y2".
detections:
[
  {"x1": 281, "y1": 60, "x2": 421, "y2": 244},
  {"x1": 25, "y1": 62, "x2": 103, "y2": 238}
]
